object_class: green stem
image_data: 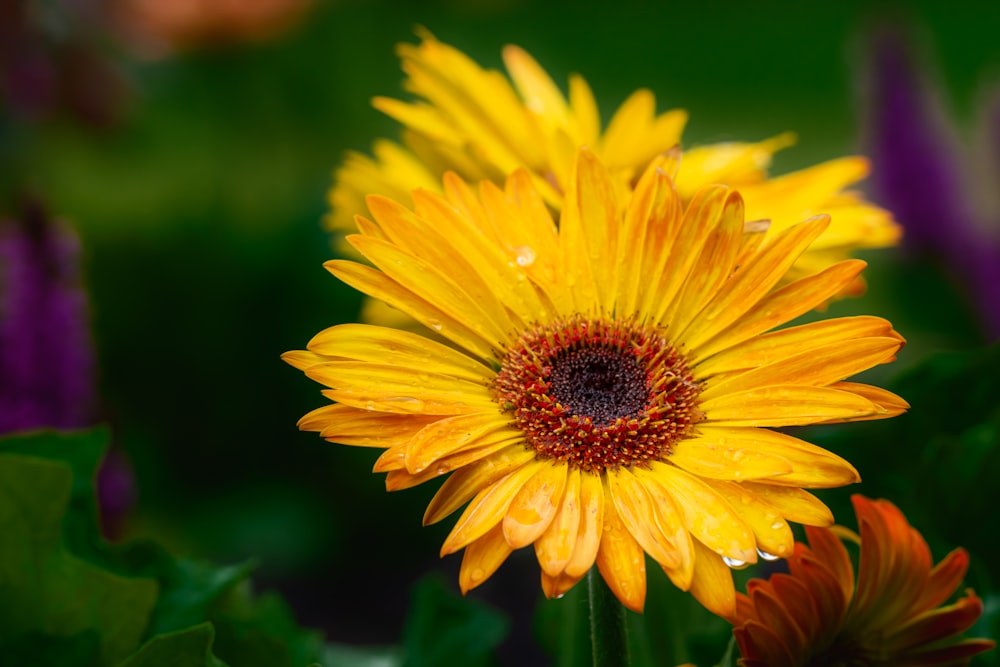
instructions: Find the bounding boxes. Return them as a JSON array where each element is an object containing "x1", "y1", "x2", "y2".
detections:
[{"x1": 586, "y1": 568, "x2": 631, "y2": 667}]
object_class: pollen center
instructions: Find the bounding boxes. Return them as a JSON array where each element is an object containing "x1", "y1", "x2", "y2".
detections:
[
  {"x1": 494, "y1": 316, "x2": 701, "y2": 473},
  {"x1": 548, "y1": 348, "x2": 646, "y2": 427}
]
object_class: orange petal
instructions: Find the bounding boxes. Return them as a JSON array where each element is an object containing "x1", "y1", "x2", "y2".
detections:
[
  {"x1": 534, "y1": 468, "x2": 582, "y2": 577},
  {"x1": 441, "y1": 459, "x2": 544, "y2": 555},
  {"x1": 459, "y1": 524, "x2": 513, "y2": 593},
  {"x1": 423, "y1": 446, "x2": 535, "y2": 525},
  {"x1": 595, "y1": 499, "x2": 647, "y2": 612},
  {"x1": 404, "y1": 412, "x2": 516, "y2": 474},
  {"x1": 563, "y1": 471, "x2": 604, "y2": 578},
  {"x1": 637, "y1": 463, "x2": 755, "y2": 564},
  {"x1": 502, "y1": 461, "x2": 569, "y2": 549},
  {"x1": 689, "y1": 538, "x2": 737, "y2": 621},
  {"x1": 606, "y1": 468, "x2": 683, "y2": 569}
]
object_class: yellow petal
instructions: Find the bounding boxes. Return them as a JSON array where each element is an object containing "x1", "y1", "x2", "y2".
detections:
[
  {"x1": 558, "y1": 148, "x2": 608, "y2": 314},
  {"x1": 665, "y1": 438, "x2": 794, "y2": 482},
  {"x1": 695, "y1": 316, "x2": 900, "y2": 378},
  {"x1": 385, "y1": 434, "x2": 524, "y2": 491},
  {"x1": 636, "y1": 463, "x2": 756, "y2": 564},
  {"x1": 703, "y1": 480, "x2": 795, "y2": 560},
  {"x1": 677, "y1": 215, "x2": 831, "y2": 350},
  {"x1": 595, "y1": 499, "x2": 647, "y2": 612},
  {"x1": 684, "y1": 425, "x2": 860, "y2": 488},
  {"x1": 740, "y1": 483, "x2": 834, "y2": 526},
  {"x1": 299, "y1": 403, "x2": 439, "y2": 448},
  {"x1": 535, "y1": 468, "x2": 582, "y2": 577},
  {"x1": 502, "y1": 44, "x2": 571, "y2": 130},
  {"x1": 700, "y1": 384, "x2": 883, "y2": 427},
  {"x1": 281, "y1": 350, "x2": 323, "y2": 371},
  {"x1": 308, "y1": 323, "x2": 495, "y2": 383},
  {"x1": 305, "y1": 361, "x2": 496, "y2": 416},
  {"x1": 668, "y1": 190, "x2": 746, "y2": 329},
  {"x1": 326, "y1": 259, "x2": 498, "y2": 361},
  {"x1": 818, "y1": 382, "x2": 910, "y2": 422},
  {"x1": 606, "y1": 468, "x2": 682, "y2": 569},
  {"x1": 673, "y1": 133, "x2": 797, "y2": 199},
  {"x1": 405, "y1": 412, "x2": 518, "y2": 474},
  {"x1": 503, "y1": 461, "x2": 569, "y2": 549},
  {"x1": 441, "y1": 459, "x2": 545, "y2": 556},
  {"x1": 460, "y1": 524, "x2": 513, "y2": 593},
  {"x1": 541, "y1": 570, "x2": 585, "y2": 601},
  {"x1": 650, "y1": 185, "x2": 730, "y2": 325},
  {"x1": 423, "y1": 446, "x2": 535, "y2": 525},
  {"x1": 699, "y1": 336, "x2": 903, "y2": 400},
  {"x1": 690, "y1": 259, "x2": 868, "y2": 363},
  {"x1": 348, "y1": 234, "x2": 512, "y2": 349},
  {"x1": 564, "y1": 471, "x2": 604, "y2": 578},
  {"x1": 688, "y1": 539, "x2": 737, "y2": 621}
]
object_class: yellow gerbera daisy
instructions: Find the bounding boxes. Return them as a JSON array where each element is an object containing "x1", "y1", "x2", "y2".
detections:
[
  {"x1": 288, "y1": 149, "x2": 907, "y2": 617},
  {"x1": 327, "y1": 30, "x2": 900, "y2": 293}
]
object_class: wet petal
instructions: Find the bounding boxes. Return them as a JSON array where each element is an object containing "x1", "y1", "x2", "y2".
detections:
[
  {"x1": 637, "y1": 462, "x2": 756, "y2": 564},
  {"x1": 441, "y1": 459, "x2": 545, "y2": 555},
  {"x1": 535, "y1": 468, "x2": 581, "y2": 577},
  {"x1": 595, "y1": 499, "x2": 647, "y2": 612},
  {"x1": 563, "y1": 471, "x2": 604, "y2": 578},
  {"x1": 460, "y1": 524, "x2": 513, "y2": 593},
  {"x1": 503, "y1": 461, "x2": 569, "y2": 549},
  {"x1": 423, "y1": 446, "x2": 535, "y2": 525}
]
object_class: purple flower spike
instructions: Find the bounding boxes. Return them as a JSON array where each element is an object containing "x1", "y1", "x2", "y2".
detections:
[
  {"x1": 0, "y1": 202, "x2": 96, "y2": 433},
  {"x1": 862, "y1": 24, "x2": 1000, "y2": 340}
]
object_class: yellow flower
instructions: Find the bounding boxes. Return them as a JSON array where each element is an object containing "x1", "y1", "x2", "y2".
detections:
[
  {"x1": 327, "y1": 30, "x2": 900, "y2": 294},
  {"x1": 732, "y1": 495, "x2": 995, "y2": 666},
  {"x1": 288, "y1": 149, "x2": 907, "y2": 617}
]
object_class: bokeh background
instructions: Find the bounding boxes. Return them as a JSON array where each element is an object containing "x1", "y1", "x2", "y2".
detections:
[{"x1": 4, "y1": 0, "x2": 1000, "y2": 665}]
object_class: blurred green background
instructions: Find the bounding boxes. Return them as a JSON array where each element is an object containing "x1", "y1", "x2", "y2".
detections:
[{"x1": 6, "y1": 0, "x2": 1000, "y2": 664}]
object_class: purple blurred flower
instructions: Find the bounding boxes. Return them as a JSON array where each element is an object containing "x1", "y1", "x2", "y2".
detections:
[
  {"x1": 861, "y1": 24, "x2": 1000, "y2": 340},
  {"x1": 0, "y1": 202, "x2": 96, "y2": 432},
  {"x1": 0, "y1": 202, "x2": 136, "y2": 538}
]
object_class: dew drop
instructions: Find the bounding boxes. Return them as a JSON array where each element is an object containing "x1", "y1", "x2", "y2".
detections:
[
  {"x1": 722, "y1": 556, "x2": 749, "y2": 569},
  {"x1": 470, "y1": 568, "x2": 484, "y2": 582},
  {"x1": 554, "y1": 593, "x2": 566, "y2": 600},
  {"x1": 756, "y1": 548, "x2": 781, "y2": 562},
  {"x1": 425, "y1": 318, "x2": 444, "y2": 332},
  {"x1": 513, "y1": 245, "x2": 537, "y2": 267},
  {"x1": 770, "y1": 521, "x2": 784, "y2": 530},
  {"x1": 363, "y1": 401, "x2": 377, "y2": 412}
]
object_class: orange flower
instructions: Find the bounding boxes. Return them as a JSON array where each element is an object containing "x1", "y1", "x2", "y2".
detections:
[{"x1": 732, "y1": 495, "x2": 994, "y2": 666}]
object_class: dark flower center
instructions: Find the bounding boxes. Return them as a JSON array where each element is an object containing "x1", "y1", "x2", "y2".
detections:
[
  {"x1": 548, "y1": 347, "x2": 647, "y2": 427},
  {"x1": 493, "y1": 316, "x2": 701, "y2": 472}
]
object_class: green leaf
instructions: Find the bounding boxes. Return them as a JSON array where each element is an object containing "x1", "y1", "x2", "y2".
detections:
[
  {"x1": 0, "y1": 453, "x2": 159, "y2": 665},
  {"x1": 321, "y1": 642, "x2": 402, "y2": 667},
  {"x1": 118, "y1": 622, "x2": 229, "y2": 667},
  {"x1": 209, "y1": 579, "x2": 326, "y2": 667},
  {"x1": 0, "y1": 428, "x2": 109, "y2": 562},
  {"x1": 399, "y1": 574, "x2": 509, "y2": 667}
]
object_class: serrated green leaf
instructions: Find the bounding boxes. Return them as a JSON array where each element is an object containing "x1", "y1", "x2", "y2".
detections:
[
  {"x1": 0, "y1": 454, "x2": 159, "y2": 665},
  {"x1": 399, "y1": 574, "x2": 508, "y2": 667},
  {"x1": 117, "y1": 622, "x2": 229, "y2": 667}
]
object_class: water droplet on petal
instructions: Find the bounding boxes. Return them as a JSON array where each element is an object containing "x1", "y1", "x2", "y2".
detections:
[
  {"x1": 771, "y1": 521, "x2": 783, "y2": 530},
  {"x1": 513, "y1": 245, "x2": 536, "y2": 267},
  {"x1": 425, "y1": 318, "x2": 443, "y2": 332},
  {"x1": 554, "y1": 592, "x2": 566, "y2": 600},
  {"x1": 722, "y1": 556, "x2": 749, "y2": 569},
  {"x1": 756, "y1": 548, "x2": 781, "y2": 562},
  {"x1": 470, "y1": 568, "x2": 484, "y2": 582}
]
